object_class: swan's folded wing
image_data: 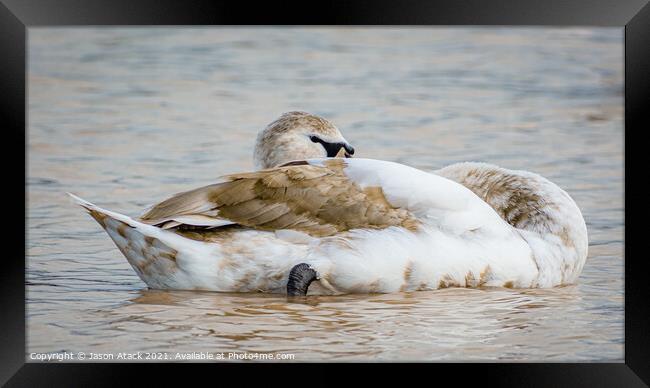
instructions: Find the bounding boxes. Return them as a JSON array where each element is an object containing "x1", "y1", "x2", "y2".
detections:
[
  {"x1": 139, "y1": 161, "x2": 418, "y2": 236},
  {"x1": 307, "y1": 158, "x2": 509, "y2": 235}
]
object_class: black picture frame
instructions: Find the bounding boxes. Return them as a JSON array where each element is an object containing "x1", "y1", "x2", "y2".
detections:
[{"x1": 3, "y1": 0, "x2": 648, "y2": 386}]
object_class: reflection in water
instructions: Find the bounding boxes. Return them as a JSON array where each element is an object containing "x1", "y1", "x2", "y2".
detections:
[
  {"x1": 93, "y1": 286, "x2": 591, "y2": 361},
  {"x1": 27, "y1": 27, "x2": 623, "y2": 361}
]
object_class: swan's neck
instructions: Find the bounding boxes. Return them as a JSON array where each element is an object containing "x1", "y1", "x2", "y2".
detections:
[
  {"x1": 436, "y1": 162, "x2": 588, "y2": 286},
  {"x1": 253, "y1": 132, "x2": 321, "y2": 169}
]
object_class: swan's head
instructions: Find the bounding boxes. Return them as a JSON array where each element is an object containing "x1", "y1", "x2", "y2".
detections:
[{"x1": 253, "y1": 111, "x2": 355, "y2": 169}]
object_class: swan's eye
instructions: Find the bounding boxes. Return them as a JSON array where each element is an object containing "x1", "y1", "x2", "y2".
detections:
[{"x1": 309, "y1": 135, "x2": 319, "y2": 143}]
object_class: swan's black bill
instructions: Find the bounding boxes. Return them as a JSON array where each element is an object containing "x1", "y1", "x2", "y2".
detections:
[
  {"x1": 310, "y1": 135, "x2": 355, "y2": 158},
  {"x1": 287, "y1": 263, "x2": 318, "y2": 296}
]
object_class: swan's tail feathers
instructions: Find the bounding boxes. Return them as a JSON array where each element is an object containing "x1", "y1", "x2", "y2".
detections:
[
  {"x1": 67, "y1": 193, "x2": 142, "y2": 229},
  {"x1": 67, "y1": 193, "x2": 183, "y2": 288}
]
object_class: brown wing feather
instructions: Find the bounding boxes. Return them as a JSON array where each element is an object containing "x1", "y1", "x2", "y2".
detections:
[{"x1": 140, "y1": 163, "x2": 417, "y2": 236}]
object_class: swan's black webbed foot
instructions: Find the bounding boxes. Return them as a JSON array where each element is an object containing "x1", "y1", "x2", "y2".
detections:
[{"x1": 287, "y1": 263, "x2": 318, "y2": 296}]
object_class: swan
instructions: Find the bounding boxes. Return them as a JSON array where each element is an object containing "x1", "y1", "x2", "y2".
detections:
[{"x1": 70, "y1": 111, "x2": 588, "y2": 295}]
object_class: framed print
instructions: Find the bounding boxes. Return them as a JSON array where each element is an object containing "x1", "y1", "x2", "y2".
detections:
[{"x1": 2, "y1": 0, "x2": 648, "y2": 385}]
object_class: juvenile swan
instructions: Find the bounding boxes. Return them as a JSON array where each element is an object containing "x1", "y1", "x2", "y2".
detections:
[
  {"x1": 254, "y1": 111, "x2": 354, "y2": 169},
  {"x1": 71, "y1": 113, "x2": 587, "y2": 295}
]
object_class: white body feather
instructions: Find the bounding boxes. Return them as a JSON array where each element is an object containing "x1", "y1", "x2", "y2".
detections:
[{"x1": 70, "y1": 158, "x2": 587, "y2": 294}]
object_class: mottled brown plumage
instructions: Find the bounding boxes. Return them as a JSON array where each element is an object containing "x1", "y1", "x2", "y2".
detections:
[
  {"x1": 139, "y1": 163, "x2": 417, "y2": 236},
  {"x1": 253, "y1": 111, "x2": 352, "y2": 169}
]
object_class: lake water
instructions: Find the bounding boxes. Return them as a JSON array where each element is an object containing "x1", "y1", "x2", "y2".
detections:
[{"x1": 27, "y1": 27, "x2": 623, "y2": 361}]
